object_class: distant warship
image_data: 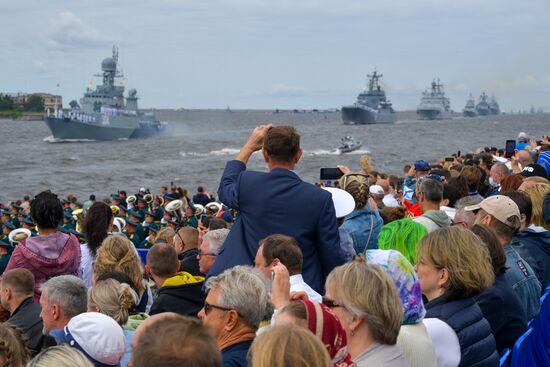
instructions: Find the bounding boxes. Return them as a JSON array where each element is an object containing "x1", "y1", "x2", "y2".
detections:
[
  {"x1": 475, "y1": 92, "x2": 491, "y2": 116},
  {"x1": 416, "y1": 79, "x2": 451, "y2": 120},
  {"x1": 341, "y1": 71, "x2": 397, "y2": 124},
  {"x1": 463, "y1": 94, "x2": 477, "y2": 117},
  {"x1": 43, "y1": 46, "x2": 167, "y2": 141},
  {"x1": 488, "y1": 95, "x2": 500, "y2": 115}
]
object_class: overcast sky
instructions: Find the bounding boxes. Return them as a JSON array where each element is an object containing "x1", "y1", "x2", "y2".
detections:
[{"x1": 1, "y1": 0, "x2": 549, "y2": 110}]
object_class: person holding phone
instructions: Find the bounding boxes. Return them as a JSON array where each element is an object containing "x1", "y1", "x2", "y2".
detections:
[{"x1": 211, "y1": 125, "x2": 346, "y2": 293}]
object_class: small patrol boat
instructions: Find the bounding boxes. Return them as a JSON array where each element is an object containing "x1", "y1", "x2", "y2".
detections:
[
  {"x1": 43, "y1": 46, "x2": 167, "y2": 141},
  {"x1": 338, "y1": 136, "x2": 362, "y2": 153},
  {"x1": 463, "y1": 93, "x2": 477, "y2": 117}
]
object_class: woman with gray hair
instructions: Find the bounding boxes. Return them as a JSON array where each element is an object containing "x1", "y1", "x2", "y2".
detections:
[{"x1": 198, "y1": 265, "x2": 267, "y2": 367}]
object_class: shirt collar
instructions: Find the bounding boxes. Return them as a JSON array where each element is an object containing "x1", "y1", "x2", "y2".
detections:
[{"x1": 289, "y1": 274, "x2": 304, "y2": 286}]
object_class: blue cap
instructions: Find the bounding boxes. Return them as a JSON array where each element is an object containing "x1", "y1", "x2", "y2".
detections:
[
  {"x1": 0, "y1": 239, "x2": 12, "y2": 248},
  {"x1": 23, "y1": 217, "x2": 34, "y2": 226},
  {"x1": 167, "y1": 218, "x2": 179, "y2": 226},
  {"x1": 2, "y1": 221, "x2": 16, "y2": 230},
  {"x1": 414, "y1": 160, "x2": 431, "y2": 172},
  {"x1": 148, "y1": 223, "x2": 160, "y2": 233},
  {"x1": 128, "y1": 210, "x2": 143, "y2": 221},
  {"x1": 126, "y1": 218, "x2": 139, "y2": 227}
]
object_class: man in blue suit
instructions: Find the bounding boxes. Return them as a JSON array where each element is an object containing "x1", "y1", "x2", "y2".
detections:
[{"x1": 208, "y1": 125, "x2": 346, "y2": 293}]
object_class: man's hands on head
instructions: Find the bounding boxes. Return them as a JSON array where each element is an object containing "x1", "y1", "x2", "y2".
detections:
[{"x1": 236, "y1": 124, "x2": 273, "y2": 164}]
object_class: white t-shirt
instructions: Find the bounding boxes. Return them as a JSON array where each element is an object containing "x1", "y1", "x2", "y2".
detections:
[{"x1": 423, "y1": 318, "x2": 461, "y2": 367}]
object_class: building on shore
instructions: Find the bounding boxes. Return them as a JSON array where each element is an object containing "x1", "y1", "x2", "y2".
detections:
[{"x1": 10, "y1": 92, "x2": 62, "y2": 111}]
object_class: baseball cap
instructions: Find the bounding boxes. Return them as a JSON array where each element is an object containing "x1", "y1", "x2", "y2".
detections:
[
  {"x1": 369, "y1": 185, "x2": 385, "y2": 196},
  {"x1": 518, "y1": 132, "x2": 528, "y2": 139},
  {"x1": 464, "y1": 195, "x2": 520, "y2": 229},
  {"x1": 50, "y1": 312, "x2": 125, "y2": 367},
  {"x1": 414, "y1": 160, "x2": 431, "y2": 172},
  {"x1": 322, "y1": 187, "x2": 356, "y2": 218},
  {"x1": 520, "y1": 163, "x2": 547, "y2": 179}
]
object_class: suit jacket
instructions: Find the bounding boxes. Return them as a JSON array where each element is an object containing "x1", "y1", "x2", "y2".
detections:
[{"x1": 209, "y1": 160, "x2": 345, "y2": 292}]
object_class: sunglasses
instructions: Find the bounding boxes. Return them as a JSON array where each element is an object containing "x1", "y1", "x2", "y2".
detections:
[
  {"x1": 322, "y1": 296, "x2": 343, "y2": 309},
  {"x1": 203, "y1": 301, "x2": 234, "y2": 315},
  {"x1": 197, "y1": 251, "x2": 217, "y2": 259}
]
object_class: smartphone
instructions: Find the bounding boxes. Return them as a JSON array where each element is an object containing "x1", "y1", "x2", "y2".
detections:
[
  {"x1": 320, "y1": 168, "x2": 343, "y2": 180},
  {"x1": 457, "y1": 150, "x2": 461, "y2": 158},
  {"x1": 505, "y1": 140, "x2": 516, "y2": 158},
  {"x1": 444, "y1": 157, "x2": 454, "y2": 162}
]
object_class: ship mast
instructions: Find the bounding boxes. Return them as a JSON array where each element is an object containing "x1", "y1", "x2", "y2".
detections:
[{"x1": 367, "y1": 70, "x2": 382, "y2": 92}]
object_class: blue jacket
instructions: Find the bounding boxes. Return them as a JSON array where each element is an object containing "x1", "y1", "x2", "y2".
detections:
[
  {"x1": 341, "y1": 207, "x2": 383, "y2": 254},
  {"x1": 221, "y1": 340, "x2": 252, "y2": 367},
  {"x1": 475, "y1": 274, "x2": 527, "y2": 353},
  {"x1": 512, "y1": 228, "x2": 550, "y2": 290},
  {"x1": 210, "y1": 160, "x2": 346, "y2": 293},
  {"x1": 503, "y1": 243, "x2": 541, "y2": 320},
  {"x1": 425, "y1": 296, "x2": 499, "y2": 367}
]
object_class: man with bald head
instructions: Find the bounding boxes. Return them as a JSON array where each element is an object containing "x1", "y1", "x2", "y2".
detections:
[
  {"x1": 487, "y1": 162, "x2": 510, "y2": 197},
  {"x1": 173, "y1": 226, "x2": 202, "y2": 276},
  {"x1": 130, "y1": 313, "x2": 221, "y2": 367}
]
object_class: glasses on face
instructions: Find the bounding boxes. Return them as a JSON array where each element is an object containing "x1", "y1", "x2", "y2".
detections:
[
  {"x1": 203, "y1": 301, "x2": 234, "y2": 315},
  {"x1": 197, "y1": 251, "x2": 217, "y2": 259},
  {"x1": 322, "y1": 296, "x2": 343, "y2": 309}
]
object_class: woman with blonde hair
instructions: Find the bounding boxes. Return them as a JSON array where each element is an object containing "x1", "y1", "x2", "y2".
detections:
[
  {"x1": 250, "y1": 325, "x2": 332, "y2": 367},
  {"x1": 416, "y1": 226, "x2": 498, "y2": 366},
  {"x1": 155, "y1": 227, "x2": 175, "y2": 245},
  {"x1": 93, "y1": 234, "x2": 151, "y2": 312},
  {"x1": 324, "y1": 260, "x2": 406, "y2": 366},
  {"x1": 28, "y1": 346, "x2": 93, "y2": 367},
  {"x1": 88, "y1": 278, "x2": 139, "y2": 367},
  {"x1": 337, "y1": 168, "x2": 383, "y2": 253},
  {"x1": 522, "y1": 182, "x2": 550, "y2": 229}
]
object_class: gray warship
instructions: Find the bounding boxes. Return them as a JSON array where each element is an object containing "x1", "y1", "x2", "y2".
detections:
[
  {"x1": 341, "y1": 71, "x2": 396, "y2": 124},
  {"x1": 43, "y1": 46, "x2": 167, "y2": 141},
  {"x1": 475, "y1": 92, "x2": 491, "y2": 116},
  {"x1": 416, "y1": 79, "x2": 451, "y2": 120},
  {"x1": 463, "y1": 93, "x2": 477, "y2": 117}
]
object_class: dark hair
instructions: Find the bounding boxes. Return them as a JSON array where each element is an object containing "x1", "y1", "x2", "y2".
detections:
[
  {"x1": 133, "y1": 314, "x2": 221, "y2": 367},
  {"x1": 208, "y1": 218, "x2": 227, "y2": 230},
  {"x1": 379, "y1": 206, "x2": 406, "y2": 224},
  {"x1": 260, "y1": 234, "x2": 303, "y2": 275},
  {"x1": 197, "y1": 186, "x2": 204, "y2": 193},
  {"x1": 420, "y1": 179, "x2": 443, "y2": 202},
  {"x1": 147, "y1": 244, "x2": 179, "y2": 278},
  {"x1": 471, "y1": 224, "x2": 507, "y2": 275},
  {"x1": 443, "y1": 184, "x2": 461, "y2": 208},
  {"x1": 280, "y1": 301, "x2": 307, "y2": 321},
  {"x1": 501, "y1": 191, "x2": 533, "y2": 226},
  {"x1": 263, "y1": 126, "x2": 300, "y2": 164},
  {"x1": 447, "y1": 176, "x2": 469, "y2": 199},
  {"x1": 30, "y1": 191, "x2": 63, "y2": 229},
  {"x1": 89, "y1": 194, "x2": 96, "y2": 201},
  {"x1": 460, "y1": 166, "x2": 481, "y2": 193},
  {"x1": 84, "y1": 202, "x2": 113, "y2": 257}
]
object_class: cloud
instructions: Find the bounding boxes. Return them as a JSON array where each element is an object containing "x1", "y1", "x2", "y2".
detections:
[{"x1": 44, "y1": 11, "x2": 114, "y2": 51}]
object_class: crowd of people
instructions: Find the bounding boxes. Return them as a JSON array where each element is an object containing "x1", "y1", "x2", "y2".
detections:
[{"x1": 0, "y1": 126, "x2": 549, "y2": 366}]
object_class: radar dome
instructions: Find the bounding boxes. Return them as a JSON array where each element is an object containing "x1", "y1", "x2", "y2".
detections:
[
  {"x1": 101, "y1": 57, "x2": 116, "y2": 71},
  {"x1": 128, "y1": 89, "x2": 137, "y2": 98}
]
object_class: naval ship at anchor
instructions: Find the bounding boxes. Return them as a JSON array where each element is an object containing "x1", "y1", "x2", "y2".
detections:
[
  {"x1": 416, "y1": 78, "x2": 451, "y2": 120},
  {"x1": 341, "y1": 70, "x2": 397, "y2": 124},
  {"x1": 43, "y1": 46, "x2": 167, "y2": 141}
]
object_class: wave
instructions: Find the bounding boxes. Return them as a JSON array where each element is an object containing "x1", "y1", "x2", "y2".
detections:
[
  {"x1": 305, "y1": 148, "x2": 370, "y2": 156},
  {"x1": 43, "y1": 135, "x2": 97, "y2": 143},
  {"x1": 179, "y1": 148, "x2": 241, "y2": 157}
]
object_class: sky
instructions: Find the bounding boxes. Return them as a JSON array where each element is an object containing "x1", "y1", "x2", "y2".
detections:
[{"x1": 1, "y1": 0, "x2": 550, "y2": 111}]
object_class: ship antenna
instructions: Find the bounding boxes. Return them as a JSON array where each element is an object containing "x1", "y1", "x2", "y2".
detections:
[{"x1": 112, "y1": 45, "x2": 119, "y2": 64}]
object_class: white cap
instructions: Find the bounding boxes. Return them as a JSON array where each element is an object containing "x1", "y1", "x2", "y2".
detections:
[
  {"x1": 369, "y1": 184, "x2": 385, "y2": 196},
  {"x1": 518, "y1": 132, "x2": 528, "y2": 139},
  {"x1": 50, "y1": 312, "x2": 125, "y2": 366},
  {"x1": 139, "y1": 187, "x2": 146, "y2": 192},
  {"x1": 322, "y1": 187, "x2": 356, "y2": 218}
]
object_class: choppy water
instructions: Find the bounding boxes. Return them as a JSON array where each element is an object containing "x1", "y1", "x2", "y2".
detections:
[{"x1": 1, "y1": 110, "x2": 549, "y2": 201}]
